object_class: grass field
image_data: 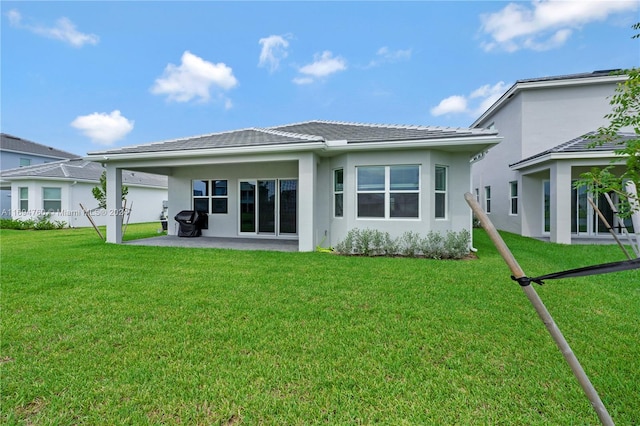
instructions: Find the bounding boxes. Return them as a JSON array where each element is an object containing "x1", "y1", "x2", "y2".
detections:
[{"x1": 1, "y1": 224, "x2": 639, "y2": 425}]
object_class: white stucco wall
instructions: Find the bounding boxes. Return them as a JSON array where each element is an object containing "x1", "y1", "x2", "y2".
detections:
[
  {"x1": 472, "y1": 78, "x2": 621, "y2": 236},
  {"x1": 327, "y1": 149, "x2": 473, "y2": 248},
  {"x1": 168, "y1": 159, "x2": 299, "y2": 238},
  {"x1": 159, "y1": 148, "x2": 476, "y2": 251},
  {"x1": 9, "y1": 180, "x2": 167, "y2": 227}
]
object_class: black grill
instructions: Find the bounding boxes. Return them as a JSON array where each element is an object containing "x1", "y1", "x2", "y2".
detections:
[{"x1": 174, "y1": 210, "x2": 208, "y2": 237}]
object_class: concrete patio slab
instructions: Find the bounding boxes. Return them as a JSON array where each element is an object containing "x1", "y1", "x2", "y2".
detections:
[{"x1": 124, "y1": 235, "x2": 299, "y2": 252}]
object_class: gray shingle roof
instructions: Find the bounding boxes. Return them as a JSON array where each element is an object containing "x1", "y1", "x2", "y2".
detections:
[
  {"x1": 515, "y1": 69, "x2": 622, "y2": 85},
  {"x1": 1, "y1": 133, "x2": 80, "y2": 160},
  {"x1": 89, "y1": 128, "x2": 323, "y2": 155},
  {"x1": 271, "y1": 120, "x2": 493, "y2": 143},
  {"x1": 510, "y1": 132, "x2": 636, "y2": 167},
  {"x1": 0, "y1": 159, "x2": 167, "y2": 187},
  {"x1": 88, "y1": 120, "x2": 498, "y2": 155}
]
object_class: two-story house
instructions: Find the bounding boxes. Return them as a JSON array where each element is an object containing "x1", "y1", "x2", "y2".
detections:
[
  {"x1": 471, "y1": 70, "x2": 633, "y2": 244},
  {"x1": 1, "y1": 133, "x2": 80, "y2": 218}
]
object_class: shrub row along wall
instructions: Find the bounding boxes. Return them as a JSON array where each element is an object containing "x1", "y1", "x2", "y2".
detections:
[
  {"x1": 334, "y1": 228, "x2": 471, "y2": 259},
  {"x1": 0, "y1": 214, "x2": 66, "y2": 230}
]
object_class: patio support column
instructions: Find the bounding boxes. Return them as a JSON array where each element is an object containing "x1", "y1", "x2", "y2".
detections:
[
  {"x1": 550, "y1": 162, "x2": 571, "y2": 244},
  {"x1": 106, "y1": 164, "x2": 123, "y2": 244},
  {"x1": 298, "y1": 153, "x2": 316, "y2": 252}
]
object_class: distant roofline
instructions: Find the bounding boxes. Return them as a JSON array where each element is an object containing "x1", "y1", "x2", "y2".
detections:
[
  {"x1": 0, "y1": 133, "x2": 80, "y2": 160},
  {"x1": 470, "y1": 69, "x2": 628, "y2": 129},
  {"x1": 0, "y1": 158, "x2": 167, "y2": 188}
]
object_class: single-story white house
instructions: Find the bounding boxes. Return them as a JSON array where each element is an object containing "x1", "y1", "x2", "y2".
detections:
[
  {"x1": 1, "y1": 158, "x2": 168, "y2": 228},
  {"x1": 85, "y1": 120, "x2": 501, "y2": 251}
]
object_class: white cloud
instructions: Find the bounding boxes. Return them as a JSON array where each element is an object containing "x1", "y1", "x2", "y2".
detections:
[
  {"x1": 367, "y1": 46, "x2": 412, "y2": 67},
  {"x1": 479, "y1": 0, "x2": 638, "y2": 52},
  {"x1": 431, "y1": 81, "x2": 509, "y2": 118},
  {"x1": 6, "y1": 8, "x2": 99, "y2": 47},
  {"x1": 292, "y1": 77, "x2": 314, "y2": 85},
  {"x1": 258, "y1": 34, "x2": 290, "y2": 72},
  {"x1": 71, "y1": 110, "x2": 134, "y2": 146},
  {"x1": 7, "y1": 9, "x2": 21, "y2": 26},
  {"x1": 293, "y1": 51, "x2": 347, "y2": 84},
  {"x1": 150, "y1": 51, "x2": 238, "y2": 103},
  {"x1": 430, "y1": 96, "x2": 468, "y2": 117}
]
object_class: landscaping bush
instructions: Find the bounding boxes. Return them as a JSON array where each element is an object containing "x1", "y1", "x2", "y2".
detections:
[
  {"x1": 0, "y1": 218, "x2": 35, "y2": 230},
  {"x1": 0, "y1": 214, "x2": 65, "y2": 230},
  {"x1": 334, "y1": 228, "x2": 471, "y2": 259}
]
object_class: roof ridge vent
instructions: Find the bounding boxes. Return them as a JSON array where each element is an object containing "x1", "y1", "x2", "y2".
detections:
[{"x1": 258, "y1": 127, "x2": 324, "y2": 141}]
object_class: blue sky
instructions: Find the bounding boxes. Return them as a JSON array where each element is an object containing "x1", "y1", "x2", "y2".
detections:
[{"x1": 2, "y1": 1, "x2": 639, "y2": 156}]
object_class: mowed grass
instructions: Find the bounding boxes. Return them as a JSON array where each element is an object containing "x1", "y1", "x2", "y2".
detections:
[{"x1": 1, "y1": 224, "x2": 639, "y2": 425}]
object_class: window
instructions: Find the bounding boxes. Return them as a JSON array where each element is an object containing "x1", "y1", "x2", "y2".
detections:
[
  {"x1": 356, "y1": 165, "x2": 419, "y2": 219},
  {"x1": 435, "y1": 166, "x2": 447, "y2": 219},
  {"x1": 334, "y1": 169, "x2": 343, "y2": 217},
  {"x1": 192, "y1": 180, "x2": 228, "y2": 214},
  {"x1": 475, "y1": 188, "x2": 479, "y2": 202},
  {"x1": 19, "y1": 158, "x2": 31, "y2": 167},
  {"x1": 19, "y1": 187, "x2": 28, "y2": 211},
  {"x1": 543, "y1": 180, "x2": 550, "y2": 233},
  {"x1": 484, "y1": 186, "x2": 491, "y2": 213},
  {"x1": 43, "y1": 187, "x2": 61, "y2": 212},
  {"x1": 509, "y1": 181, "x2": 518, "y2": 215}
]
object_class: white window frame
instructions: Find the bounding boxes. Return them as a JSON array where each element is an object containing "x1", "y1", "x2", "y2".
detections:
[
  {"x1": 192, "y1": 179, "x2": 228, "y2": 214},
  {"x1": 333, "y1": 168, "x2": 343, "y2": 218},
  {"x1": 434, "y1": 165, "x2": 448, "y2": 219},
  {"x1": 19, "y1": 187, "x2": 28, "y2": 211},
  {"x1": 42, "y1": 187, "x2": 61, "y2": 212},
  {"x1": 356, "y1": 165, "x2": 420, "y2": 219},
  {"x1": 484, "y1": 186, "x2": 491, "y2": 214},
  {"x1": 509, "y1": 181, "x2": 518, "y2": 216}
]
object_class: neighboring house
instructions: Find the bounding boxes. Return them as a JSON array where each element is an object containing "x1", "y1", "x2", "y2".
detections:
[
  {"x1": 1, "y1": 159, "x2": 168, "y2": 228},
  {"x1": 85, "y1": 120, "x2": 501, "y2": 251},
  {"x1": 1, "y1": 133, "x2": 80, "y2": 218},
  {"x1": 470, "y1": 70, "x2": 632, "y2": 244}
]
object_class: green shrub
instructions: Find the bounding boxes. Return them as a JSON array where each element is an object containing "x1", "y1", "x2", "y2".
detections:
[
  {"x1": 0, "y1": 218, "x2": 34, "y2": 230},
  {"x1": 442, "y1": 229, "x2": 471, "y2": 259},
  {"x1": 0, "y1": 214, "x2": 65, "y2": 230},
  {"x1": 399, "y1": 231, "x2": 421, "y2": 257},
  {"x1": 335, "y1": 228, "x2": 357, "y2": 254},
  {"x1": 421, "y1": 231, "x2": 444, "y2": 259},
  {"x1": 335, "y1": 228, "x2": 470, "y2": 259}
]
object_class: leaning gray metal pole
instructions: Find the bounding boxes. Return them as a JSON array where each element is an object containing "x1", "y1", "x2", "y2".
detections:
[{"x1": 464, "y1": 192, "x2": 614, "y2": 426}]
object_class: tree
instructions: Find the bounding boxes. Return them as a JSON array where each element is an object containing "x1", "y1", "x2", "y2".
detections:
[
  {"x1": 575, "y1": 22, "x2": 640, "y2": 217},
  {"x1": 92, "y1": 171, "x2": 128, "y2": 209}
]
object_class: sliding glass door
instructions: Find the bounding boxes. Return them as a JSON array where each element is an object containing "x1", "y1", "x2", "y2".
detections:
[{"x1": 239, "y1": 179, "x2": 297, "y2": 236}]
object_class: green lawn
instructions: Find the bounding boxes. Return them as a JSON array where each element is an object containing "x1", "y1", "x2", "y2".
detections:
[{"x1": 1, "y1": 224, "x2": 638, "y2": 425}]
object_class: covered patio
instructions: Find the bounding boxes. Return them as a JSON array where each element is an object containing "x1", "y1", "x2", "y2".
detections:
[{"x1": 124, "y1": 235, "x2": 299, "y2": 252}]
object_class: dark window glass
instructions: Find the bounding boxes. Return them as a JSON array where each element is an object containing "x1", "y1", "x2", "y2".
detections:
[
  {"x1": 212, "y1": 199, "x2": 227, "y2": 214},
  {"x1": 390, "y1": 193, "x2": 419, "y2": 218},
  {"x1": 212, "y1": 180, "x2": 227, "y2": 196},
  {"x1": 194, "y1": 198, "x2": 209, "y2": 213},
  {"x1": 335, "y1": 194, "x2": 343, "y2": 217},
  {"x1": 357, "y1": 193, "x2": 385, "y2": 217}
]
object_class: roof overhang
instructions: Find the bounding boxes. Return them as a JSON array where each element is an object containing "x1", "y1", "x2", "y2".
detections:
[
  {"x1": 85, "y1": 141, "x2": 328, "y2": 163},
  {"x1": 510, "y1": 150, "x2": 622, "y2": 170},
  {"x1": 472, "y1": 74, "x2": 627, "y2": 128},
  {"x1": 86, "y1": 135, "x2": 502, "y2": 165}
]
